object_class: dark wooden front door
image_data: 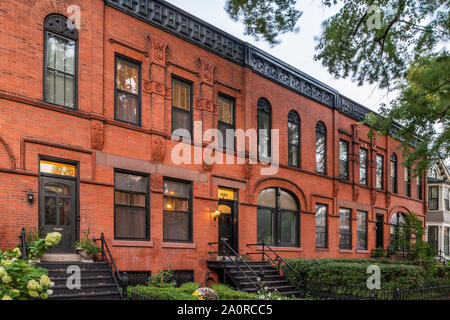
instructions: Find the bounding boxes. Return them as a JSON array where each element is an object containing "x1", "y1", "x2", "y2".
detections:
[
  {"x1": 376, "y1": 214, "x2": 384, "y2": 248},
  {"x1": 218, "y1": 200, "x2": 238, "y2": 255},
  {"x1": 39, "y1": 176, "x2": 76, "y2": 252}
]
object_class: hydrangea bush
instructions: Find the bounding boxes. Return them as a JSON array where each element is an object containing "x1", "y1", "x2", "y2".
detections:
[
  {"x1": 26, "y1": 232, "x2": 62, "y2": 260},
  {"x1": 0, "y1": 248, "x2": 55, "y2": 300},
  {"x1": 192, "y1": 287, "x2": 219, "y2": 300}
]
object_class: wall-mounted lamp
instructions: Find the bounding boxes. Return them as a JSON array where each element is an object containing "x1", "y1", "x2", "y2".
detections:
[
  {"x1": 27, "y1": 190, "x2": 34, "y2": 204},
  {"x1": 212, "y1": 210, "x2": 221, "y2": 221}
]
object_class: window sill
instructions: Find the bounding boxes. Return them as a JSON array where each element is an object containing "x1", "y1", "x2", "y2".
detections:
[
  {"x1": 161, "y1": 242, "x2": 196, "y2": 249},
  {"x1": 112, "y1": 240, "x2": 154, "y2": 248},
  {"x1": 356, "y1": 250, "x2": 369, "y2": 254},
  {"x1": 338, "y1": 249, "x2": 353, "y2": 253},
  {"x1": 256, "y1": 246, "x2": 303, "y2": 252},
  {"x1": 315, "y1": 247, "x2": 329, "y2": 251}
]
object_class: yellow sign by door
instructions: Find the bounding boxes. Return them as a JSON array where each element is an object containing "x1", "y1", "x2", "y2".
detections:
[
  {"x1": 218, "y1": 188, "x2": 236, "y2": 200},
  {"x1": 40, "y1": 160, "x2": 76, "y2": 177}
]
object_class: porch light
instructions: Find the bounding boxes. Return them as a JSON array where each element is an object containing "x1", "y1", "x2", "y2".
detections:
[
  {"x1": 27, "y1": 190, "x2": 34, "y2": 204},
  {"x1": 212, "y1": 210, "x2": 221, "y2": 221}
]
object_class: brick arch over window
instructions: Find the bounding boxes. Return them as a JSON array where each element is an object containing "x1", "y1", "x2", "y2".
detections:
[
  {"x1": 0, "y1": 135, "x2": 16, "y2": 170},
  {"x1": 388, "y1": 205, "x2": 411, "y2": 218},
  {"x1": 253, "y1": 177, "x2": 308, "y2": 212},
  {"x1": 30, "y1": 1, "x2": 72, "y2": 26}
]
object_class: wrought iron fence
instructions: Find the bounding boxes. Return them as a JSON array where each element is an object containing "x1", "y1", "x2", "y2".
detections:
[{"x1": 300, "y1": 281, "x2": 450, "y2": 300}]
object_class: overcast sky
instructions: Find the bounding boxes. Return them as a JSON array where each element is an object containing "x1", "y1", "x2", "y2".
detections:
[{"x1": 167, "y1": 0, "x2": 395, "y2": 113}]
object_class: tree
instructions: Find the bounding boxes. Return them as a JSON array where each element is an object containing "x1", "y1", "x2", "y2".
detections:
[
  {"x1": 396, "y1": 213, "x2": 436, "y2": 271},
  {"x1": 225, "y1": 0, "x2": 450, "y2": 173},
  {"x1": 225, "y1": 0, "x2": 302, "y2": 45}
]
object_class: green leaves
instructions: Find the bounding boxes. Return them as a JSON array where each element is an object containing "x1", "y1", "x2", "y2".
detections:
[
  {"x1": 0, "y1": 250, "x2": 54, "y2": 300},
  {"x1": 364, "y1": 52, "x2": 450, "y2": 173},
  {"x1": 316, "y1": 0, "x2": 449, "y2": 88},
  {"x1": 224, "y1": 0, "x2": 302, "y2": 45}
]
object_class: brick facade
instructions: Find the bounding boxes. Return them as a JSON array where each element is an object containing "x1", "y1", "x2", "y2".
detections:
[{"x1": 0, "y1": 0, "x2": 426, "y2": 283}]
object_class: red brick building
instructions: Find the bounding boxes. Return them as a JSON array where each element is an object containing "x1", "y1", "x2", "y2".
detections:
[{"x1": 0, "y1": 0, "x2": 426, "y2": 283}]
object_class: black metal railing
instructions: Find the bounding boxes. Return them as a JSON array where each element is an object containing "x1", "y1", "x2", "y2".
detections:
[
  {"x1": 437, "y1": 250, "x2": 449, "y2": 264},
  {"x1": 19, "y1": 228, "x2": 27, "y2": 260},
  {"x1": 247, "y1": 241, "x2": 304, "y2": 293},
  {"x1": 208, "y1": 239, "x2": 260, "y2": 291},
  {"x1": 301, "y1": 281, "x2": 450, "y2": 300},
  {"x1": 93, "y1": 233, "x2": 128, "y2": 300}
]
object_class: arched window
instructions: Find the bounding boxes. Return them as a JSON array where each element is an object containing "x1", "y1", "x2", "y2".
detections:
[
  {"x1": 288, "y1": 110, "x2": 300, "y2": 167},
  {"x1": 44, "y1": 14, "x2": 78, "y2": 109},
  {"x1": 315, "y1": 121, "x2": 327, "y2": 174},
  {"x1": 257, "y1": 188, "x2": 299, "y2": 247},
  {"x1": 257, "y1": 98, "x2": 272, "y2": 159},
  {"x1": 390, "y1": 154, "x2": 398, "y2": 193},
  {"x1": 390, "y1": 212, "x2": 407, "y2": 250}
]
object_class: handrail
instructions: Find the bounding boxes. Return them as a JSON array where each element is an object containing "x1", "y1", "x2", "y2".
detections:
[
  {"x1": 208, "y1": 239, "x2": 260, "y2": 290},
  {"x1": 19, "y1": 228, "x2": 27, "y2": 260},
  {"x1": 93, "y1": 233, "x2": 128, "y2": 300},
  {"x1": 437, "y1": 250, "x2": 448, "y2": 264},
  {"x1": 247, "y1": 242, "x2": 303, "y2": 291}
]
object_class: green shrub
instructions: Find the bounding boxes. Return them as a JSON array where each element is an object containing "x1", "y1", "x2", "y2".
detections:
[
  {"x1": 371, "y1": 248, "x2": 386, "y2": 258},
  {"x1": 284, "y1": 258, "x2": 428, "y2": 289},
  {"x1": 211, "y1": 283, "x2": 259, "y2": 300},
  {"x1": 127, "y1": 283, "x2": 260, "y2": 300},
  {"x1": 179, "y1": 282, "x2": 200, "y2": 293},
  {"x1": 127, "y1": 285, "x2": 199, "y2": 300},
  {"x1": 18, "y1": 231, "x2": 62, "y2": 260},
  {"x1": 148, "y1": 269, "x2": 176, "y2": 288},
  {"x1": 74, "y1": 227, "x2": 101, "y2": 256},
  {"x1": 435, "y1": 265, "x2": 450, "y2": 280},
  {"x1": 0, "y1": 248, "x2": 55, "y2": 300}
]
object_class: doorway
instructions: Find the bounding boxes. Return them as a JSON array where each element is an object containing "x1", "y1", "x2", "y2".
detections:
[
  {"x1": 39, "y1": 159, "x2": 78, "y2": 253},
  {"x1": 376, "y1": 214, "x2": 384, "y2": 248},
  {"x1": 217, "y1": 188, "x2": 238, "y2": 255}
]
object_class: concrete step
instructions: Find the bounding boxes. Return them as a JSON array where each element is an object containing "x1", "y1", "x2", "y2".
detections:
[
  {"x1": 48, "y1": 291, "x2": 121, "y2": 300},
  {"x1": 41, "y1": 254, "x2": 81, "y2": 262},
  {"x1": 50, "y1": 274, "x2": 113, "y2": 285},
  {"x1": 51, "y1": 283, "x2": 118, "y2": 295}
]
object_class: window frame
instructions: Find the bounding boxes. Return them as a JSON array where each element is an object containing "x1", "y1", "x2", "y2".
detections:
[
  {"x1": 405, "y1": 166, "x2": 412, "y2": 197},
  {"x1": 171, "y1": 75, "x2": 194, "y2": 139},
  {"x1": 359, "y1": 148, "x2": 368, "y2": 186},
  {"x1": 444, "y1": 187, "x2": 449, "y2": 211},
  {"x1": 339, "y1": 208, "x2": 352, "y2": 250},
  {"x1": 287, "y1": 110, "x2": 300, "y2": 168},
  {"x1": 315, "y1": 121, "x2": 327, "y2": 175},
  {"x1": 257, "y1": 98, "x2": 272, "y2": 160},
  {"x1": 428, "y1": 186, "x2": 439, "y2": 210},
  {"x1": 315, "y1": 203, "x2": 328, "y2": 249},
  {"x1": 113, "y1": 169, "x2": 150, "y2": 241},
  {"x1": 339, "y1": 139, "x2": 349, "y2": 180},
  {"x1": 390, "y1": 154, "x2": 398, "y2": 193},
  {"x1": 256, "y1": 187, "x2": 300, "y2": 248},
  {"x1": 43, "y1": 14, "x2": 79, "y2": 110},
  {"x1": 217, "y1": 93, "x2": 236, "y2": 151},
  {"x1": 444, "y1": 227, "x2": 449, "y2": 255},
  {"x1": 390, "y1": 212, "x2": 407, "y2": 250},
  {"x1": 376, "y1": 154, "x2": 384, "y2": 190},
  {"x1": 114, "y1": 54, "x2": 142, "y2": 126},
  {"x1": 356, "y1": 210, "x2": 368, "y2": 250},
  {"x1": 417, "y1": 175, "x2": 423, "y2": 200},
  {"x1": 163, "y1": 178, "x2": 193, "y2": 243}
]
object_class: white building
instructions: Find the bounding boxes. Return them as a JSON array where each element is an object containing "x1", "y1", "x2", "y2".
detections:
[{"x1": 426, "y1": 160, "x2": 450, "y2": 260}]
